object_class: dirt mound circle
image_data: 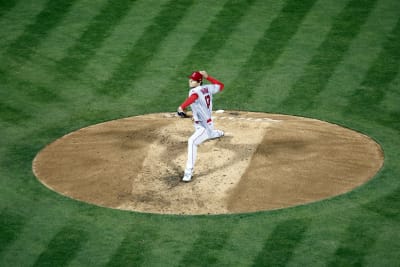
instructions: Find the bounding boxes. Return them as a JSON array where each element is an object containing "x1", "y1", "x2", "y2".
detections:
[{"x1": 32, "y1": 111, "x2": 383, "y2": 215}]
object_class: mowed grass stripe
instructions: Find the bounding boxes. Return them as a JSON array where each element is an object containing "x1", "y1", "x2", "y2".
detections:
[
  {"x1": 0, "y1": 210, "x2": 25, "y2": 255},
  {"x1": 29, "y1": 0, "x2": 108, "y2": 63},
  {"x1": 0, "y1": 69, "x2": 63, "y2": 126},
  {"x1": 344, "y1": 17, "x2": 400, "y2": 130},
  {"x1": 151, "y1": 0, "x2": 258, "y2": 109},
  {"x1": 56, "y1": 0, "x2": 137, "y2": 77},
  {"x1": 280, "y1": 0, "x2": 377, "y2": 113},
  {"x1": 0, "y1": 206, "x2": 77, "y2": 267},
  {"x1": 32, "y1": 226, "x2": 88, "y2": 267},
  {"x1": 252, "y1": 218, "x2": 309, "y2": 267},
  {"x1": 0, "y1": 0, "x2": 17, "y2": 18},
  {"x1": 210, "y1": 0, "x2": 285, "y2": 88},
  {"x1": 105, "y1": 224, "x2": 159, "y2": 266},
  {"x1": 222, "y1": 0, "x2": 317, "y2": 109},
  {"x1": 97, "y1": 0, "x2": 195, "y2": 98},
  {"x1": 2, "y1": 0, "x2": 109, "y2": 91},
  {"x1": 171, "y1": 0, "x2": 257, "y2": 73},
  {"x1": 5, "y1": 0, "x2": 77, "y2": 63},
  {"x1": 248, "y1": 0, "x2": 348, "y2": 112},
  {"x1": 111, "y1": 0, "x2": 228, "y2": 113},
  {"x1": 0, "y1": 0, "x2": 47, "y2": 52},
  {"x1": 214, "y1": 217, "x2": 279, "y2": 267},
  {"x1": 178, "y1": 228, "x2": 231, "y2": 266},
  {"x1": 308, "y1": 0, "x2": 400, "y2": 117},
  {"x1": 327, "y1": 214, "x2": 380, "y2": 266},
  {"x1": 11, "y1": 0, "x2": 163, "y2": 105},
  {"x1": 81, "y1": 0, "x2": 170, "y2": 84}
]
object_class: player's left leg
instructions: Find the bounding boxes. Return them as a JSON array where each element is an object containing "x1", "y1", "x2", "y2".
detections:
[
  {"x1": 206, "y1": 121, "x2": 224, "y2": 139},
  {"x1": 183, "y1": 124, "x2": 209, "y2": 181}
]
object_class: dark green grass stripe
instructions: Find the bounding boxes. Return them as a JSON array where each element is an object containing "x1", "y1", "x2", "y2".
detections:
[
  {"x1": 33, "y1": 226, "x2": 88, "y2": 267},
  {"x1": 97, "y1": 0, "x2": 195, "y2": 98},
  {"x1": 56, "y1": 0, "x2": 136, "y2": 77},
  {"x1": 178, "y1": 228, "x2": 231, "y2": 267},
  {"x1": 281, "y1": 0, "x2": 377, "y2": 113},
  {"x1": 0, "y1": 102, "x2": 32, "y2": 124},
  {"x1": 0, "y1": 0, "x2": 17, "y2": 18},
  {"x1": 154, "y1": 0, "x2": 256, "y2": 107},
  {"x1": 105, "y1": 225, "x2": 158, "y2": 267},
  {"x1": 363, "y1": 186, "x2": 400, "y2": 221},
  {"x1": 0, "y1": 70, "x2": 32, "y2": 124},
  {"x1": 0, "y1": 69, "x2": 62, "y2": 104},
  {"x1": 252, "y1": 218, "x2": 309, "y2": 267},
  {"x1": 0, "y1": 210, "x2": 25, "y2": 254},
  {"x1": 222, "y1": 0, "x2": 317, "y2": 108},
  {"x1": 327, "y1": 215, "x2": 379, "y2": 266},
  {"x1": 172, "y1": 0, "x2": 256, "y2": 76},
  {"x1": 344, "y1": 17, "x2": 400, "y2": 130},
  {"x1": 5, "y1": 0, "x2": 77, "y2": 62},
  {"x1": 0, "y1": 69, "x2": 62, "y2": 124}
]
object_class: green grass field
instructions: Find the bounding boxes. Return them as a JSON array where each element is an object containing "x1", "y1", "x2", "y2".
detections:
[{"x1": 1, "y1": 0, "x2": 399, "y2": 266}]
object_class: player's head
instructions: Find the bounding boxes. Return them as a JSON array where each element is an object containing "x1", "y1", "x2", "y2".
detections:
[{"x1": 188, "y1": 71, "x2": 203, "y2": 88}]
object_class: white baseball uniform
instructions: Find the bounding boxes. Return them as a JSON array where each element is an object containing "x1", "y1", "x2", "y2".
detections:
[{"x1": 180, "y1": 76, "x2": 224, "y2": 178}]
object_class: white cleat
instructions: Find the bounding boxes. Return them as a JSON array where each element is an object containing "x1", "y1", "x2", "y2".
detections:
[{"x1": 182, "y1": 172, "x2": 192, "y2": 182}]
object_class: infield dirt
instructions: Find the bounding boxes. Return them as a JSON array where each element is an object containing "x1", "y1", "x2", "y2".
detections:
[{"x1": 33, "y1": 111, "x2": 383, "y2": 215}]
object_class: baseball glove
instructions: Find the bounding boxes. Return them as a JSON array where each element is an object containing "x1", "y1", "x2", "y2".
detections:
[{"x1": 177, "y1": 111, "x2": 188, "y2": 118}]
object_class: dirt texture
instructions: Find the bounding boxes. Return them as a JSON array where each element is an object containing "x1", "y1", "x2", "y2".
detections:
[{"x1": 32, "y1": 111, "x2": 384, "y2": 215}]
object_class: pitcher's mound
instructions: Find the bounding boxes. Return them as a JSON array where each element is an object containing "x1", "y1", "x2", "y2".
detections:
[{"x1": 32, "y1": 111, "x2": 383, "y2": 215}]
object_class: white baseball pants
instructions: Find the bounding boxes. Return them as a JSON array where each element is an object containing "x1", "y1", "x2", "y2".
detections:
[{"x1": 184, "y1": 121, "x2": 223, "y2": 175}]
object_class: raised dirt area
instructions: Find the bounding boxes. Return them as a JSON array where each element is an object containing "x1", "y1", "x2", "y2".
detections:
[{"x1": 32, "y1": 111, "x2": 384, "y2": 215}]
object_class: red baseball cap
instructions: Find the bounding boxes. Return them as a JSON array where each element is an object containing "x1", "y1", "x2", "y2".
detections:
[{"x1": 188, "y1": 71, "x2": 203, "y2": 81}]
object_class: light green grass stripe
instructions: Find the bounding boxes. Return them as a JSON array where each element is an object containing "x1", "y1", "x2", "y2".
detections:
[
  {"x1": 145, "y1": 0, "x2": 260, "y2": 110},
  {"x1": 280, "y1": 0, "x2": 378, "y2": 113},
  {"x1": 343, "y1": 24, "x2": 400, "y2": 131},
  {"x1": 105, "y1": 222, "x2": 160, "y2": 266},
  {"x1": 10, "y1": 0, "x2": 164, "y2": 107},
  {"x1": 164, "y1": 0, "x2": 258, "y2": 77},
  {"x1": 0, "y1": 0, "x2": 47, "y2": 52},
  {"x1": 286, "y1": 215, "x2": 349, "y2": 267},
  {"x1": 110, "y1": 0, "x2": 228, "y2": 113},
  {"x1": 137, "y1": 219, "x2": 207, "y2": 267},
  {"x1": 33, "y1": 225, "x2": 88, "y2": 267},
  {"x1": 178, "y1": 227, "x2": 232, "y2": 266},
  {"x1": 310, "y1": 0, "x2": 400, "y2": 116},
  {"x1": 216, "y1": 217, "x2": 277, "y2": 267},
  {"x1": 3, "y1": 0, "x2": 108, "y2": 92},
  {"x1": 252, "y1": 218, "x2": 310, "y2": 266},
  {"x1": 97, "y1": 0, "x2": 196, "y2": 98},
  {"x1": 221, "y1": 0, "x2": 318, "y2": 109},
  {"x1": 66, "y1": 219, "x2": 128, "y2": 267},
  {"x1": 380, "y1": 71, "x2": 400, "y2": 114},
  {"x1": 4, "y1": 0, "x2": 77, "y2": 63},
  {"x1": 81, "y1": 0, "x2": 170, "y2": 84},
  {"x1": 326, "y1": 213, "x2": 381, "y2": 266},
  {"x1": 248, "y1": 0, "x2": 348, "y2": 111},
  {"x1": 30, "y1": 0, "x2": 108, "y2": 63},
  {"x1": 0, "y1": 206, "x2": 76, "y2": 267},
  {"x1": 199, "y1": 0, "x2": 286, "y2": 102},
  {"x1": 365, "y1": 222, "x2": 400, "y2": 266},
  {"x1": 56, "y1": 0, "x2": 137, "y2": 77}
]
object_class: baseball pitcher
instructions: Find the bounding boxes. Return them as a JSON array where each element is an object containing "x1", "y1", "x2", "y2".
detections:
[{"x1": 177, "y1": 70, "x2": 225, "y2": 182}]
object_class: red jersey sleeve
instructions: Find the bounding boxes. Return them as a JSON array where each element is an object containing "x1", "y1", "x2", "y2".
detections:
[
  {"x1": 180, "y1": 93, "x2": 199, "y2": 109},
  {"x1": 206, "y1": 76, "x2": 224, "y2": 91}
]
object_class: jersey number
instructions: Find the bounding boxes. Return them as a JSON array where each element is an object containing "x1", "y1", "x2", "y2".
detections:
[{"x1": 205, "y1": 95, "x2": 211, "y2": 108}]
